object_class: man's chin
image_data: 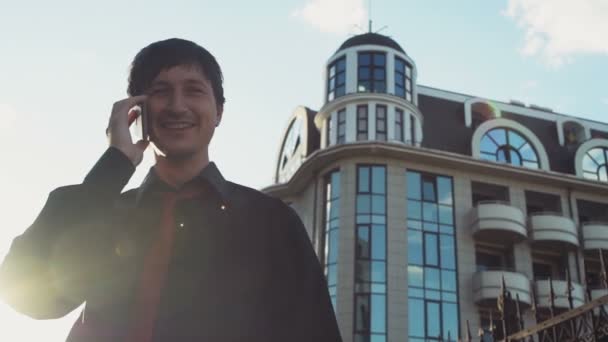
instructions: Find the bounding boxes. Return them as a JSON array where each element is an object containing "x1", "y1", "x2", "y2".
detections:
[{"x1": 151, "y1": 142, "x2": 197, "y2": 162}]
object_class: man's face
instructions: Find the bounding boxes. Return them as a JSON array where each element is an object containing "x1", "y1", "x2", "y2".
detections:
[{"x1": 145, "y1": 64, "x2": 222, "y2": 161}]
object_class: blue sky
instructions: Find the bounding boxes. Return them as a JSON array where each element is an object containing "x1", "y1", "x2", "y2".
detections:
[{"x1": 0, "y1": 0, "x2": 607, "y2": 340}]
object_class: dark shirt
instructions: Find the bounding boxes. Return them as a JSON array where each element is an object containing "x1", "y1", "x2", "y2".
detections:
[{"x1": 0, "y1": 147, "x2": 342, "y2": 342}]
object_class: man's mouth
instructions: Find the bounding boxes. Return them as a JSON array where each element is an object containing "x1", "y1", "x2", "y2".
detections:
[{"x1": 160, "y1": 121, "x2": 195, "y2": 130}]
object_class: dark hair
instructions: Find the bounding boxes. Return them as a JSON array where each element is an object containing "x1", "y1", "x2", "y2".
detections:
[{"x1": 127, "y1": 38, "x2": 225, "y2": 106}]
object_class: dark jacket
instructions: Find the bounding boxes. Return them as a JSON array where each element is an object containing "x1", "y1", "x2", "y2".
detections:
[{"x1": 0, "y1": 147, "x2": 342, "y2": 342}]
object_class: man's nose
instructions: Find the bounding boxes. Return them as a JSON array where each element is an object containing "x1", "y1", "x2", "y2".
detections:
[{"x1": 167, "y1": 90, "x2": 188, "y2": 114}]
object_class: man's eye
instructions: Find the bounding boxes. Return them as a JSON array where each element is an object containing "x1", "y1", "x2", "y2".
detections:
[
  {"x1": 187, "y1": 87, "x2": 205, "y2": 94},
  {"x1": 150, "y1": 88, "x2": 168, "y2": 95}
]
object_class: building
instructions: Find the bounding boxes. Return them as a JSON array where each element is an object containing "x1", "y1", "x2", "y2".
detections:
[{"x1": 262, "y1": 32, "x2": 608, "y2": 341}]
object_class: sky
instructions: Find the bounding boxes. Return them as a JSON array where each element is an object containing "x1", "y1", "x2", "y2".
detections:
[{"x1": 0, "y1": 0, "x2": 607, "y2": 340}]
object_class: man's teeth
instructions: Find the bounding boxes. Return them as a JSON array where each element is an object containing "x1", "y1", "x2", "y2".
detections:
[{"x1": 162, "y1": 122, "x2": 194, "y2": 129}]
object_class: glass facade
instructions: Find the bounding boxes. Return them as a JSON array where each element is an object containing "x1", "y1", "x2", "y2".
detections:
[
  {"x1": 323, "y1": 171, "x2": 341, "y2": 309},
  {"x1": 407, "y1": 171, "x2": 459, "y2": 341},
  {"x1": 358, "y1": 52, "x2": 386, "y2": 93},
  {"x1": 328, "y1": 57, "x2": 346, "y2": 102},
  {"x1": 355, "y1": 165, "x2": 387, "y2": 342},
  {"x1": 582, "y1": 147, "x2": 608, "y2": 182},
  {"x1": 395, "y1": 57, "x2": 413, "y2": 102},
  {"x1": 480, "y1": 127, "x2": 540, "y2": 169}
]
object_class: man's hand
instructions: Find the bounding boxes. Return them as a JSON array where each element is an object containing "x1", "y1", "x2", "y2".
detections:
[{"x1": 106, "y1": 95, "x2": 149, "y2": 167}]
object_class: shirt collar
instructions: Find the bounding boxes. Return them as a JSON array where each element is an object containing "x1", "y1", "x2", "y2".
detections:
[{"x1": 135, "y1": 162, "x2": 230, "y2": 205}]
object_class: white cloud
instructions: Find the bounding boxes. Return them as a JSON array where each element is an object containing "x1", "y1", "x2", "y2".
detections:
[
  {"x1": 602, "y1": 98, "x2": 608, "y2": 105},
  {"x1": 292, "y1": 0, "x2": 367, "y2": 35},
  {"x1": 504, "y1": 0, "x2": 608, "y2": 67}
]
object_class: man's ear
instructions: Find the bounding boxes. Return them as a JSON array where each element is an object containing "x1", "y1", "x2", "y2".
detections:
[{"x1": 216, "y1": 105, "x2": 224, "y2": 127}]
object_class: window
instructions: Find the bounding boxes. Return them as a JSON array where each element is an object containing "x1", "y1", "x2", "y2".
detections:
[
  {"x1": 525, "y1": 190, "x2": 562, "y2": 215},
  {"x1": 327, "y1": 57, "x2": 346, "y2": 101},
  {"x1": 475, "y1": 243, "x2": 514, "y2": 272},
  {"x1": 395, "y1": 109, "x2": 404, "y2": 142},
  {"x1": 409, "y1": 115, "x2": 416, "y2": 145},
  {"x1": 358, "y1": 52, "x2": 386, "y2": 93},
  {"x1": 355, "y1": 165, "x2": 387, "y2": 342},
  {"x1": 582, "y1": 147, "x2": 608, "y2": 182},
  {"x1": 577, "y1": 199, "x2": 608, "y2": 223},
  {"x1": 357, "y1": 105, "x2": 368, "y2": 141},
  {"x1": 337, "y1": 109, "x2": 346, "y2": 144},
  {"x1": 532, "y1": 249, "x2": 568, "y2": 281},
  {"x1": 407, "y1": 171, "x2": 459, "y2": 341},
  {"x1": 471, "y1": 182, "x2": 509, "y2": 206},
  {"x1": 376, "y1": 105, "x2": 387, "y2": 141},
  {"x1": 326, "y1": 117, "x2": 333, "y2": 147},
  {"x1": 479, "y1": 128, "x2": 540, "y2": 169},
  {"x1": 395, "y1": 57, "x2": 413, "y2": 102},
  {"x1": 323, "y1": 171, "x2": 341, "y2": 309}
]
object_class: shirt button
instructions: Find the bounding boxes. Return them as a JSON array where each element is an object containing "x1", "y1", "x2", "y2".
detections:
[
  {"x1": 178, "y1": 222, "x2": 185, "y2": 229},
  {"x1": 220, "y1": 204, "x2": 226, "y2": 210}
]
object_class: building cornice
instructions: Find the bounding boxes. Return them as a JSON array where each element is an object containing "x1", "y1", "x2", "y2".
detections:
[{"x1": 262, "y1": 142, "x2": 608, "y2": 198}]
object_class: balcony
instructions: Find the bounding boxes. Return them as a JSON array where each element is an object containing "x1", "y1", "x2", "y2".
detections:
[
  {"x1": 582, "y1": 222, "x2": 608, "y2": 250},
  {"x1": 470, "y1": 201, "x2": 527, "y2": 243},
  {"x1": 529, "y1": 212, "x2": 579, "y2": 248},
  {"x1": 472, "y1": 269, "x2": 532, "y2": 307},
  {"x1": 590, "y1": 288, "x2": 608, "y2": 301},
  {"x1": 535, "y1": 279, "x2": 585, "y2": 309}
]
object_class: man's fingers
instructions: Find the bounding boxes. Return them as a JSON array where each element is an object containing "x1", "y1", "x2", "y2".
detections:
[
  {"x1": 110, "y1": 95, "x2": 148, "y2": 121},
  {"x1": 134, "y1": 139, "x2": 150, "y2": 151}
]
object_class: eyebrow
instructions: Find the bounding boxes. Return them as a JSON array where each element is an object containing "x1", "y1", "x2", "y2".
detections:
[{"x1": 149, "y1": 79, "x2": 208, "y2": 88}]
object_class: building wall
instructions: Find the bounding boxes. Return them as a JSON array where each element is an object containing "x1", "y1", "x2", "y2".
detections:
[{"x1": 274, "y1": 150, "x2": 608, "y2": 340}]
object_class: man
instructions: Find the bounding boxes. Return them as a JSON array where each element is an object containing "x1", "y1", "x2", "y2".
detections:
[{"x1": 0, "y1": 38, "x2": 342, "y2": 342}]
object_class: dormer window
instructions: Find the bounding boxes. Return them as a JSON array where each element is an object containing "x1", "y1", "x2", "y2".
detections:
[
  {"x1": 480, "y1": 127, "x2": 540, "y2": 169},
  {"x1": 328, "y1": 57, "x2": 346, "y2": 102},
  {"x1": 582, "y1": 147, "x2": 608, "y2": 182},
  {"x1": 357, "y1": 52, "x2": 386, "y2": 93},
  {"x1": 395, "y1": 57, "x2": 413, "y2": 102}
]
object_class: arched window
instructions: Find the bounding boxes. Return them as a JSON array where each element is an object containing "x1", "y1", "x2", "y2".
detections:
[
  {"x1": 582, "y1": 147, "x2": 608, "y2": 182},
  {"x1": 480, "y1": 128, "x2": 540, "y2": 169}
]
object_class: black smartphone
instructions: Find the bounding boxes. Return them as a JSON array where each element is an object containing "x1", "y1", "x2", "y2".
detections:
[{"x1": 129, "y1": 103, "x2": 149, "y2": 141}]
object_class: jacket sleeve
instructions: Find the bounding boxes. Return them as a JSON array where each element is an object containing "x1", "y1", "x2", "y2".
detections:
[
  {"x1": 273, "y1": 201, "x2": 343, "y2": 342},
  {"x1": 0, "y1": 147, "x2": 135, "y2": 319}
]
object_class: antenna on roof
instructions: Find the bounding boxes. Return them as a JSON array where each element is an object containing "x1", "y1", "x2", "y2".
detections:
[
  {"x1": 367, "y1": 0, "x2": 389, "y2": 35},
  {"x1": 368, "y1": 0, "x2": 373, "y2": 32}
]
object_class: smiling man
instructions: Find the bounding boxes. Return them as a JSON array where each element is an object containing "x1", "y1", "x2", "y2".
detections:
[{"x1": 0, "y1": 38, "x2": 342, "y2": 342}]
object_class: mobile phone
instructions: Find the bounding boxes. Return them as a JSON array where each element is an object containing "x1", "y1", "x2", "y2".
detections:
[{"x1": 129, "y1": 103, "x2": 149, "y2": 141}]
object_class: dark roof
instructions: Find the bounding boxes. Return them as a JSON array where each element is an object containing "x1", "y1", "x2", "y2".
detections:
[{"x1": 337, "y1": 33, "x2": 405, "y2": 54}]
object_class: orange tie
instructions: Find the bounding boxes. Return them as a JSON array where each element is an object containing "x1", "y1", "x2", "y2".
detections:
[{"x1": 126, "y1": 185, "x2": 203, "y2": 342}]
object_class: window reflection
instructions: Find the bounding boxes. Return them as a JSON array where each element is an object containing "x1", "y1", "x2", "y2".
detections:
[
  {"x1": 356, "y1": 165, "x2": 387, "y2": 341},
  {"x1": 407, "y1": 171, "x2": 459, "y2": 340},
  {"x1": 323, "y1": 171, "x2": 341, "y2": 310},
  {"x1": 582, "y1": 147, "x2": 608, "y2": 182},
  {"x1": 358, "y1": 51, "x2": 386, "y2": 93},
  {"x1": 479, "y1": 127, "x2": 539, "y2": 169},
  {"x1": 395, "y1": 57, "x2": 413, "y2": 102},
  {"x1": 327, "y1": 57, "x2": 346, "y2": 101}
]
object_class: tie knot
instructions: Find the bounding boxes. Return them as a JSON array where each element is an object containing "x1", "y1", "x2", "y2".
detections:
[{"x1": 162, "y1": 183, "x2": 204, "y2": 204}]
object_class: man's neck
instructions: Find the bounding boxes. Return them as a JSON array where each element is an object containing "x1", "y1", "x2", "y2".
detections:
[{"x1": 154, "y1": 152, "x2": 210, "y2": 189}]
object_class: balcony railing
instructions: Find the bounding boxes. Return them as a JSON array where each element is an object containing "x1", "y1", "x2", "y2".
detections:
[
  {"x1": 528, "y1": 213, "x2": 579, "y2": 248},
  {"x1": 582, "y1": 221, "x2": 608, "y2": 250},
  {"x1": 473, "y1": 269, "x2": 532, "y2": 307},
  {"x1": 471, "y1": 202, "x2": 527, "y2": 243}
]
